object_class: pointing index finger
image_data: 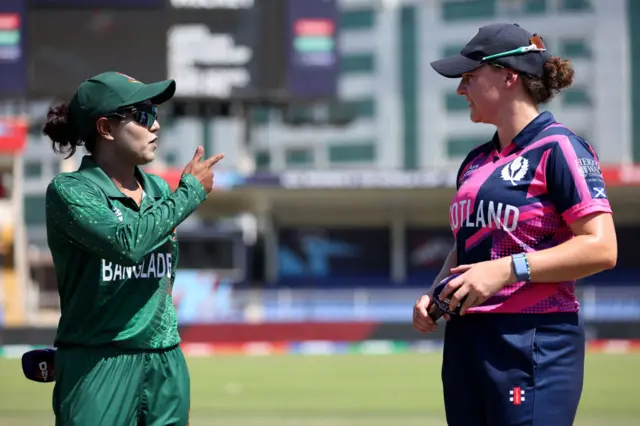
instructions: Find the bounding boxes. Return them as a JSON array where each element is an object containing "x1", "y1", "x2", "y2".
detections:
[{"x1": 205, "y1": 153, "x2": 225, "y2": 167}]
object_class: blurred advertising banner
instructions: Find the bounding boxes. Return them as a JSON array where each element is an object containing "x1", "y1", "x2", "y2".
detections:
[
  {"x1": 151, "y1": 167, "x2": 640, "y2": 191},
  {"x1": 0, "y1": 0, "x2": 26, "y2": 99},
  {"x1": 154, "y1": 166, "x2": 640, "y2": 192},
  {"x1": 601, "y1": 164, "x2": 640, "y2": 186},
  {"x1": 277, "y1": 170, "x2": 458, "y2": 189},
  {"x1": 405, "y1": 228, "x2": 454, "y2": 272},
  {"x1": 285, "y1": 0, "x2": 339, "y2": 99},
  {"x1": 172, "y1": 270, "x2": 237, "y2": 324},
  {"x1": 278, "y1": 227, "x2": 391, "y2": 282},
  {"x1": 0, "y1": 117, "x2": 27, "y2": 153},
  {"x1": 148, "y1": 170, "x2": 460, "y2": 191}
]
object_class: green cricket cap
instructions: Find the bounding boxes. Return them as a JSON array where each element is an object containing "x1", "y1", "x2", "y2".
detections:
[{"x1": 69, "y1": 71, "x2": 176, "y2": 137}]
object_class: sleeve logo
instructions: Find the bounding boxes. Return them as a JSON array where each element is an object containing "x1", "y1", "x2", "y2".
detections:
[
  {"x1": 593, "y1": 187, "x2": 607, "y2": 198},
  {"x1": 459, "y1": 164, "x2": 479, "y2": 187},
  {"x1": 575, "y1": 158, "x2": 602, "y2": 179},
  {"x1": 501, "y1": 157, "x2": 529, "y2": 185},
  {"x1": 115, "y1": 72, "x2": 141, "y2": 83}
]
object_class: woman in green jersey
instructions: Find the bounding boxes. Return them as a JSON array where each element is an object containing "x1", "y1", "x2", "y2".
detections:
[{"x1": 41, "y1": 71, "x2": 223, "y2": 426}]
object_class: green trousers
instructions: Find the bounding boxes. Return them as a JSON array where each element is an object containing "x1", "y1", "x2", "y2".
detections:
[{"x1": 53, "y1": 344, "x2": 190, "y2": 426}]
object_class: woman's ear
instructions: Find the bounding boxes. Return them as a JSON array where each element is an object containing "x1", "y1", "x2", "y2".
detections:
[
  {"x1": 95, "y1": 117, "x2": 116, "y2": 141},
  {"x1": 505, "y1": 69, "x2": 519, "y2": 88}
]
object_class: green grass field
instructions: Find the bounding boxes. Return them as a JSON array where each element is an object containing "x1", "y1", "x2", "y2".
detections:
[{"x1": 1, "y1": 353, "x2": 638, "y2": 425}]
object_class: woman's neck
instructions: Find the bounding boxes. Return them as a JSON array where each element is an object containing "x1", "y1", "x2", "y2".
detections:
[
  {"x1": 495, "y1": 103, "x2": 540, "y2": 152},
  {"x1": 93, "y1": 152, "x2": 138, "y2": 191}
]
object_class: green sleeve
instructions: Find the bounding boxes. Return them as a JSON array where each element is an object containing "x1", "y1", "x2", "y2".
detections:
[
  {"x1": 46, "y1": 173, "x2": 206, "y2": 266},
  {"x1": 149, "y1": 174, "x2": 173, "y2": 197}
]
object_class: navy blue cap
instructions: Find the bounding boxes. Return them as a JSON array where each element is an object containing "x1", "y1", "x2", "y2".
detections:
[
  {"x1": 21, "y1": 348, "x2": 56, "y2": 383},
  {"x1": 430, "y1": 23, "x2": 551, "y2": 78}
]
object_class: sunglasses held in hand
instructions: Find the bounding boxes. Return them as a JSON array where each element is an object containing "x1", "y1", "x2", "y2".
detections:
[{"x1": 428, "y1": 274, "x2": 467, "y2": 321}]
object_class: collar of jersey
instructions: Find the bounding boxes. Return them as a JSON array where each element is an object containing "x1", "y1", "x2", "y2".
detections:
[
  {"x1": 76, "y1": 155, "x2": 164, "y2": 199},
  {"x1": 490, "y1": 111, "x2": 556, "y2": 155}
]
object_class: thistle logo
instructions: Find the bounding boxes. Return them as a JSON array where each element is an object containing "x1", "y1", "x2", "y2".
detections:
[{"x1": 501, "y1": 157, "x2": 529, "y2": 186}]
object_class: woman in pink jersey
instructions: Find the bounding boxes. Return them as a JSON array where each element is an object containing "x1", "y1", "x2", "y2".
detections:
[{"x1": 413, "y1": 23, "x2": 617, "y2": 426}]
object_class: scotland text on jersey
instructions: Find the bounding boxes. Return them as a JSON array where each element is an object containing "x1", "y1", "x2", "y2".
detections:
[{"x1": 450, "y1": 199, "x2": 519, "y2": 232}]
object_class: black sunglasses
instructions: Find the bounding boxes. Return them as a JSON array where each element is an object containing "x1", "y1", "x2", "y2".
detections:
[{"x1": 105, "y1": 104, "x2": 158, "y2": 129}]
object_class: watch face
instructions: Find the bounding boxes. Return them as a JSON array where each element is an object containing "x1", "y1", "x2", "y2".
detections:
[{"x1": 512, "y1": 253, "x2": 530, "y2": 281}]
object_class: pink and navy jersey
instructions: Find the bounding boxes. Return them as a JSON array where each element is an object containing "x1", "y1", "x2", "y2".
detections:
[{"x1": 451, "y1": 112, "x2": 612, "y2": 314}]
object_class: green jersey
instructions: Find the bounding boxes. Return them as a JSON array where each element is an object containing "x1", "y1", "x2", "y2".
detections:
[{"x1": 45, "y1": 156, "x2": 206, "y2": 350}]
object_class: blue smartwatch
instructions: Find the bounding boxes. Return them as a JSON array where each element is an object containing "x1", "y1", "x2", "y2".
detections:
[{"x1": 511, "y1": 253, "x2": 531, "y2": 283}]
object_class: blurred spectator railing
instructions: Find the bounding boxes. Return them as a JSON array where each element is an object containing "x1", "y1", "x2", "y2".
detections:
[{"x1": 33, "y1": 285, "x2": 640, "y2": 325}]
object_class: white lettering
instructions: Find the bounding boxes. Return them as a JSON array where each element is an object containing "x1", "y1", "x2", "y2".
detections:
[
  {"x1": 102, "y1": 260, "x2": 113, "y2": 281},
  {"x1": 487, "y1": 201, "x2": 503, "y2": 230},
  {"x1": 450, "y1": 202, "x2": 459, "y2": 230},
  {"x1": 113, "y1": 264, "x2": 122, "y2": 281},
  {"x1": 38, "y1": 361, "x2": 48, "y2": 381},
  {"x1": 157, "y1": 254, "x2": 166, "y2": 278},
  {"x1": 450, "y1": 199, "x2": 520, "y2": 233},
  {"x1": 101, "y1": 253, "x2": 172, "y2": 282},
  {"x1": 168, "y1": 25, "x2": 252, "y2": 98},
  {"x1": 458, "y1": 200, "x2": 470, "y2": 227},
  {"x1": 147, "y1": 255, "x2": 156, "y2": 278},
  {"x1": 504, "y1": 205, "x2": 520, "y2": 232},
  {"x1": 476, "y1": 200, "x2": 486, "y2": 228}
]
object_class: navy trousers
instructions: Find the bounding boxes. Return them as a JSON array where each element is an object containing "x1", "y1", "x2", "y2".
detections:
[{"x1": 441, "y1": 312, "x2": 585, "y2": 426}]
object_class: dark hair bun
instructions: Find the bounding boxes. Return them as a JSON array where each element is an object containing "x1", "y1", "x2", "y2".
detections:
[
  {"x1": 522, "y1": 55, "x2": 575, "y2": 104},
  {"x1": 42, "y1": 102, "x2": 83, "y2": 158},
  {"x1": 542, "y1": 56, "x2": 575, "y2": 94}
]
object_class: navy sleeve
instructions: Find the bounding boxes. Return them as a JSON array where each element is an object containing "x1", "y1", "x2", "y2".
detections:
[{"x1": 545, "y1": 135, "x2": 612, "y2": 224}]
